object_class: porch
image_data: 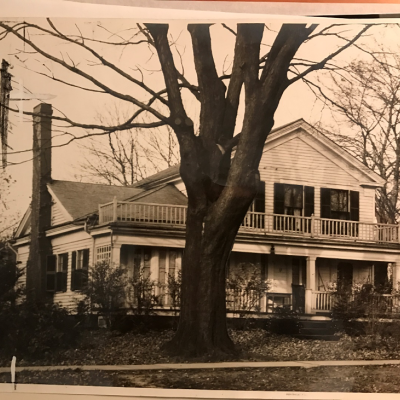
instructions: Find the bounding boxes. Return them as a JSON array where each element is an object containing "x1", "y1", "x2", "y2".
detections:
[{"x1": 98, "y1": 200, "x2": 400, "y2": 245}]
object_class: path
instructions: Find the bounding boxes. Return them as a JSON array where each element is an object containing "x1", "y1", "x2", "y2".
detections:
[{"x1": 2, "y1": 359, "x2": 400, "y2": 373}]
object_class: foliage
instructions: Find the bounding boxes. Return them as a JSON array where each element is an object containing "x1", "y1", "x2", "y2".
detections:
[
  {"x1": 0, "y1": 300, "x2": 79, "y2": 359},
  {"x1": 127, "y1": 265, "x2": 163, "y2": 316},
  {"x1": 166, "y1": 270, "x2": 182, "y2": 314},
  {"x1": 0, "y1": 242, "x2": 24, "y2": 307},
  {"x1": 0, "y1": 171, "x2": 19, "y2": 239},
  {"x1": 331, "y1": 282, "x2": 397, "y2": 341},
  {"x1": 79, "y1": 261, "x2": 128, "y2": 328},
  {"x1": 226, "y1": 263, "x2": 272, "y2": 317}
]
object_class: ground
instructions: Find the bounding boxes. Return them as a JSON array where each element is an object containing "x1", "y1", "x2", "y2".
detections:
[
  {"x1": 2, "y1": 328, "x2": 400, "y2": 367},
  {"x1": 1, "y1": 366, "x2": 400, "y2": 392},
  {"x1": 2, "y1": 329, "x2": 400, "y2": 392}
]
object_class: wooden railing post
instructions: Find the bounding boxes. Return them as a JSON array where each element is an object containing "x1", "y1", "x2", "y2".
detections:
[
  {"x1": 310, "y1": 214, "x2": 315, "y2": 238},
  {"x1": 112, "y1": 196, "x2": 118, "y2": 222}
]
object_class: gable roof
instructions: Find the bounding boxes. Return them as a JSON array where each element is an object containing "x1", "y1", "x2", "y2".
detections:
[
  {"x1": 126, "y1": 184, "x2": 187, "y2": 205},
  {"x1": 48, "y1": 180, "x2": 145, "y2": 220},
  {"x1": 133, "y1": 120, "x2": 384, "y2": 190},
  {"x1": 131, "y1": 164, "x2": 180, "y2": 189},
  {"x1": 264, "y1": 119, "x2": 385, "y2": 188}
]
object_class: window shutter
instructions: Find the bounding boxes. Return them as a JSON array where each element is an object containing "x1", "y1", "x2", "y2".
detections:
[
  {"x1": 71, "y1": 251, "x2": 77, "y2": 291},
  {"x1": 350, "y1": 191, "x2": 360, "y2": 221},
  {"x1": 81, "y1": 249, "x2": 89, "y2": 289},
  {"x1": 55, "y1": 253, "x2": 68, "y2": 292},
  {"x1": 83, "y1": 249, "x2": 90, "y2": 269},
  {"x1": 254, "y1": 181, "x2": 265, "y2": 213},
  {"x1": 304, "y1": 186, "x2": 314, "y2": 217},
  {"x1": 274, "y1": 183, "x2": 285, "y2": 214},
  {"x1": 320, "y1": 188, "x2": 331, "y2": 219},
  {"x1": 46, "y1": 255, "x2": 57, "y2": 292}
]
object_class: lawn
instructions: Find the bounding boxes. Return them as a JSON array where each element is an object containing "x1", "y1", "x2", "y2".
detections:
[{"x1": 2, "y1": 328, "x2": 400, "y2": 368}]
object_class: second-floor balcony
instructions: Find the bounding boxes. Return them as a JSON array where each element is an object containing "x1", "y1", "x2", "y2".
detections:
[{"x1": 98, "y1": 200, "x2": 400, "y2": 245}]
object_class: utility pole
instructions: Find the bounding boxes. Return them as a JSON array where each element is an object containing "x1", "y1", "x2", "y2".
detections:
[{"x1": 0, "y1": 60, "x2": 12, "y2": 169}]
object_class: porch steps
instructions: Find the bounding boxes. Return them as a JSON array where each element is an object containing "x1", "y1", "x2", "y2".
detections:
[{"x1": 295, "y1": 320, "x2": 339, "y2": 341}]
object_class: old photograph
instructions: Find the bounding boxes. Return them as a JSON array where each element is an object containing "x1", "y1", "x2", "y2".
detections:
[{"x1": 1, "y1": 16, "x2": 400, "y2": 396}]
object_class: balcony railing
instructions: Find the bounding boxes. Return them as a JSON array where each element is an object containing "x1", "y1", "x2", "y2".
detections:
[{"x1": 98, "y1": 200, "x2": 400, "y2": 244}]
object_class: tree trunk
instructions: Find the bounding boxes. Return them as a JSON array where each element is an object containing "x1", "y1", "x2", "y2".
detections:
[{"x1": 164, "y1": 193, "x2": 254, "y2": 356}]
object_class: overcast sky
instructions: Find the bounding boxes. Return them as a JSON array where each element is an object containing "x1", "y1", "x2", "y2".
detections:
[{"x1": 0, "y1": 18, "x2": 398, "y2": 223}]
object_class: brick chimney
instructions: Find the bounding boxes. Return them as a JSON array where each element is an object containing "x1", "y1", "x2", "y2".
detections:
[{"x1": 26, "y1": 103, "x2": 53, "y2": 302}]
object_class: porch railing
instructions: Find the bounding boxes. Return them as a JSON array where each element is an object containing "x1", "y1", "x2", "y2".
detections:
[
  {"x1": 312, "y1": 291, "x2": 334, "y2": 312},
  {"x1": 312, "y1": 291, "x2": 400, "y2": 314},
  {"x1": 98, "y1": 201, "x2": 400, "y2": 244}
]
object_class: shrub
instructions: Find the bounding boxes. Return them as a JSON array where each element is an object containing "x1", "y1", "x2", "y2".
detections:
[
  {"x1": 0, "y1": 300, "x2": 79, "y2": 359},
  {"x1": 79, "y1": 261, "x2": 128, "y2": 328},
  {"x1": 226, "y1": 262, "x2": 272, "y2": 318},
  {"x1": 0, "y1": 244, "x2": 24, "y2": 308},
  {"x1": 167, "y1": 270, "x2": 181, "y2": 314},
  {"x1": 127, "y1": 265, "x2": 163, "y2": 316}
]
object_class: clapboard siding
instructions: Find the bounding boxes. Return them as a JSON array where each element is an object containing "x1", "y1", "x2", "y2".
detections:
[
  {"x1": 51, "y1": 231, "x2": 92, "y2": 310},
  {"x1": 51, "y1": 201, "x2": 69, "y2": 226},
  {"x1": 17, "y1": 244, "x2": 29, "y2": 288},
  {"x1": 261, "y1": 135, "x2": 376, "y2": 223}
]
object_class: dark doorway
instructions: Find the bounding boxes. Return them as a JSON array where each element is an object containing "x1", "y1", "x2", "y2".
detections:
[
  {"x1": 374, "y1": 263, "x2": 391, "y2": 294},
  {"x1": 292, "y1": 258, "x2": 306, "y2": 313},
  {"x1": 337, "y1": 262, "x2": 353, "y2": 294}
]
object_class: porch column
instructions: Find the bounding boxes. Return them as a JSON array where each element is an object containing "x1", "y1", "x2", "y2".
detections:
[
  {"x1": 111, "y1": 243, "x2": 121, "y2": 266},
  {"x1": 392, "y1": 261, "x2": 400, "y2": 291},
  {"x1": 305, "y1": 256, "x2": 316, "y2": 314}
]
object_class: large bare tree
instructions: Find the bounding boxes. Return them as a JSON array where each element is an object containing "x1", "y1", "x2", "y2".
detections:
[
  {"x1": 78, "y1": 105, "x2": 179, "y2": 185},
  {"x1": 309, "y1": 51, "x2": 400, "y2": 224},
  {"x1": 0, "y1": 20, "x2": 371, "y2": 356}
]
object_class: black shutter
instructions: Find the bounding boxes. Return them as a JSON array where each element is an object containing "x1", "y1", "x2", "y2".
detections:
[
  {"x1": 55, "y1": 253, "x2": 68, "y2": 292},
  {"x1": 46, "y1": 255, "x2": 57, "y2": 292},
  {"x1": 320, "y1": 188, "x2": 331, "y2": 219},
  {"x1": 82, "y1": 249, "x2": 89, "y2": 289},
  {"x1": 274, "y1": 183, "x2": 285, "y2": 215},
  {"x1": 71, "y1": 251, "x2": 77, "y2": 291},
  {"x1": 350, "y1": 191, "x2": 360, "y2": 221},
  {"x1": 254, "y1": 181, "x2": 265, "y2": 213},
  {"x1": 304, "y1": 186, "x2": 314, "y2": 217}
]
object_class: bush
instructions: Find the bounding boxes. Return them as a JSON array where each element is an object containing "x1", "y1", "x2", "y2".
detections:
[
  {"x1": 264, "y1": 307, "x2": 300, "y2": 335},
  {"x1": 79, "y1": 261, "x2": 128, "y2": 328},
  {"x1": 0, "y1": 300, "x2": 79, "y2": 359},
  {"x1": 127, "y1": 265, "x2": 163, "y2": 316},
  {"x1": 226, "y1": 262, "x2": 272, "y2": 318}
]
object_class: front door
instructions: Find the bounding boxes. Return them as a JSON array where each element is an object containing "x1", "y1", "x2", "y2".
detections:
[{"x1": 292, "y1": 258, "x2": 306, "y2": 313}]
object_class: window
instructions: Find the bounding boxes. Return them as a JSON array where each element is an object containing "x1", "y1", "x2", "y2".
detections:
[
  {"x1": 96, "y1": 245, "x2": 111, "y2": 263},
  {"x1": 71, "y1": 249, "x2": 90, "y2": 291},
  {"x1": 158, "y1": 248, "x2": 183, "y2": 305},
  {"x1": 274, "y1": 183, "x2": 314, "y2": 232},
  {"x1": 274, "y1": 183, "x2": 314, "y2": 217},
  {"x1": 245, "y1": 181, "x2": 265, "y2": 229},
  {"x1": 46, "y1": 253, "x2": 68, "y2": 293},
  {"x1": 320, "y1": 188, "x2": 359, "y2": 221}
]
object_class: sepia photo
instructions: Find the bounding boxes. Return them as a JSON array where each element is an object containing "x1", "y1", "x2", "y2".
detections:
[{"x1": 1, "y1": 14, "x2": 400, "y2": 397}]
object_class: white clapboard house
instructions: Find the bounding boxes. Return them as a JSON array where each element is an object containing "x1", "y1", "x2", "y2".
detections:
[{"x1": 13, "y1": 104, "x2": 400, "y2": 317}]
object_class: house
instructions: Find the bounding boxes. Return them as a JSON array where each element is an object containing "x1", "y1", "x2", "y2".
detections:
[{"x1": 13, "y1": 103, "x2": 400, "y2": 317}]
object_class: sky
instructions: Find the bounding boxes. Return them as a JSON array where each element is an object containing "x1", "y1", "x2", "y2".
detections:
[{"x1": 0, "y1": 17, "x2": 398, "y2": 228}]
